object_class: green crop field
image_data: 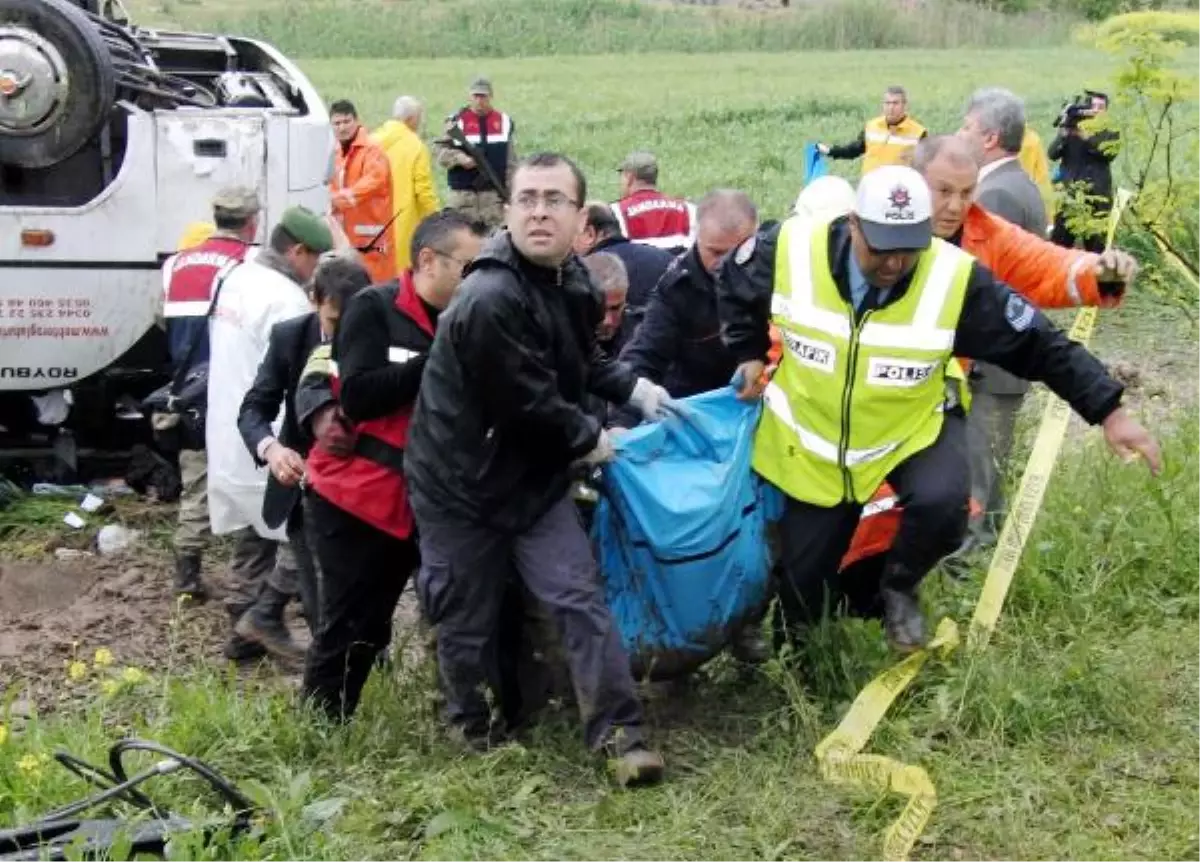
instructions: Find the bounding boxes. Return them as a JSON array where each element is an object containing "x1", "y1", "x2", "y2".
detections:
[{"x1": 2, "y1": 2, "x2": 1198, "y2": 859}]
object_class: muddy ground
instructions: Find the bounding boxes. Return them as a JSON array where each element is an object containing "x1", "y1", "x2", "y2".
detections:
[{"x1": 1, "y1": 324, "x2": 1191, "y2": 715}]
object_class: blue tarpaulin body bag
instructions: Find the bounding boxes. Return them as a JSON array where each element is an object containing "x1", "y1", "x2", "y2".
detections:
[{"x1": 591, "y1": 387, "x2": 784, "y2": 679}]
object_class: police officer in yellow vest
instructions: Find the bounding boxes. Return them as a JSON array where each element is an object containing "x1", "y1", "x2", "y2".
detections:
[
  {"x1": 717, "y1": 166, "x2": 1161, "y2": 652},
  {"x1": 819, "y1": 86, "x2": 927, "y2": 176}
]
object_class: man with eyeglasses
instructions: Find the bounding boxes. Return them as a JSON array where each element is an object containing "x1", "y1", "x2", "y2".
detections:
[
  {"x1": 292, "y1": 210, "x2": 487, "y2": 720},
  {"x1": 405, "y1": 152, "x2": 670, "y2": 786},
  {"x1": 719, "y1": 165, "x2": 1160, "y2": 654}
]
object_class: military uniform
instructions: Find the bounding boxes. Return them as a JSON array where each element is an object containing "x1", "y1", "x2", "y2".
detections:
[{"x1": 435, "y1": 78, "x2": 514, "y2": 231}]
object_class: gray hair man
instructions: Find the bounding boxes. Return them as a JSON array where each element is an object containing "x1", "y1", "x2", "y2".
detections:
[{"x1": 371, "y1": 95, "x2": 442, "y2": 271}]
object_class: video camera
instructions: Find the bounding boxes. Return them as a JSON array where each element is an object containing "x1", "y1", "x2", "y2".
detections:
[{"x1": 1054, "y1": 90, "x2": 1107, "y2": 130}]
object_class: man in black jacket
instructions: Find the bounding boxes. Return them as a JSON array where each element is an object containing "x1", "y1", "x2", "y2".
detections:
[
  {"x1": 1049, "y1": 92, "x2": 1118, "y2": 253},
  {"x1": 574, "y1": 201, "x2": 673, "y2": 331},
  {"x1": 235, "y1": 256, "x2": 367, "y2": 663},
  {"x1": 405, "y1": 153, "x2": 671, "y2": 786},
  {"x1": 719, "y1": 166, "x2": 1160, "y2": 651},
  {"x1": 620, "y1": 190, "x2": 757, "y2": 402}
]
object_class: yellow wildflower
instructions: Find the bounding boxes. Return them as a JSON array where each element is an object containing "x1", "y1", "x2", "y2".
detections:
[
  {"x1": 100, "y1": 679, "x2": 120, "y2": 697},
  {"x1": 120, "y1": 667, "x2": 147, "y2": 685},
  {"x1": 93, "y1": 647, "x2": 114, "y2": 668},
  {"x1": 66, "y1": 660, "x2": 88, "y2": 681},
  {"x1": 17, "y1": 754, "x2": 42, "y2": 778},
  {"x1": 0, "y1": 724, "x2": 7, "y2": 745}
]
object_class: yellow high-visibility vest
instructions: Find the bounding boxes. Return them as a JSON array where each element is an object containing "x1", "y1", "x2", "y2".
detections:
[
  {"x1": 862, "y1": 115, "x2": 927, "y2": 175},
  {"x1": 754, "y1": 217, "x2": 972, "y2": 506}
]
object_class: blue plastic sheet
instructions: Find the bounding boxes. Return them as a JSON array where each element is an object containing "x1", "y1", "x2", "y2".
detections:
[
  {"x1": 803, "y1": 142, "x2": 829, "y2": 185},
  {"x1": 592, "y1": 388, "x2": 783, "y2": 679}
]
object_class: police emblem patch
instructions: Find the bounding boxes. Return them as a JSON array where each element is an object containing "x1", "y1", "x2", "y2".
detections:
[
  {"x1": 734, "y1": 235, "x2": 756, "y2": 265},
  {"x1": 1004, "y1": 292, "x2": 1035, "y2": 332}
]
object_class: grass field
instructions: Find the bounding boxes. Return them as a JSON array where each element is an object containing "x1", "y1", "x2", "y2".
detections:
[{"x1": 2, "y1": 22, "x2": 1198, "y2": 862}]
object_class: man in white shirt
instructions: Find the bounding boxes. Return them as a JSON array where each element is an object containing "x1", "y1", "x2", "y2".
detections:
[{"x1": 206, "y1": 206, "x2": 333, "y2": 661}]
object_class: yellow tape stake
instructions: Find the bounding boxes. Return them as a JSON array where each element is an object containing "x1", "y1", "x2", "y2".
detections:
[{"x1": 813, "y1": 195, "x2": 1131, "y2": 860}]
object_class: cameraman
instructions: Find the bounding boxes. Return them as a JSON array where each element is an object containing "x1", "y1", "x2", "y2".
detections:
[{"x1": 1049, "y1": 92, "x2": 1118, "y2": 252}]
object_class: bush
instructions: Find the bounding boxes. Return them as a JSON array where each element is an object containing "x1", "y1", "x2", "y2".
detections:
[{"x1": 1094, "y1": 10, "x2": 1200, "y2": 44}]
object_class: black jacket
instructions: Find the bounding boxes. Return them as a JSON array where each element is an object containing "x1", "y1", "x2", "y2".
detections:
[
  {"x1": 1048, "y1": 128, "x2": 1118, "y2": 203},
  {"x1": 405, "y1": 233, "x2": 637, "y2": 532},
  {"x1": 237, "y1": 312, "x2": 322, "y2": 530},
  {"x1": 620, "y1": 246, "x2": 738, "y2": 400},
  {"x1": 589, "y1": 234, "x2": 674, "y2": 327},
  {"x1": 717, "y1": 217, "x2": 1124, "y2": 426}
]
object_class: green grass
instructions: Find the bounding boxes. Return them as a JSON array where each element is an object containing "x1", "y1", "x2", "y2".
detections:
[
  {"x1": 133, "y1": 0, "x2": 1079, "y2": 58},
  {"x1": 299, "y1": 47, "x2": 1129, "y2": 217},
  {"x1": 4, "y1": 39, "x2": 1199, "y2": 861}
]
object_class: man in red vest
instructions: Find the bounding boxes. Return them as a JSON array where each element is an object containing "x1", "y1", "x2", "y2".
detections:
[
  {"x1": 611, "y1": 151, "x2": 696, "y2": 254},
  {"x1": 294, "y1": 210, "x2": 487, "y2": 720},
  {"x1": 158, "y1": 186, "x2": 257, "y2": 604},
  {"x1": 435, "y1": 77, "x2": 516, "y2": 230}
]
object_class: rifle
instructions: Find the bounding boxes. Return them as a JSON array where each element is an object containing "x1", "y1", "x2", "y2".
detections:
[{"x1": 436, "y1": 120, "x2": 510, "y2": 202}]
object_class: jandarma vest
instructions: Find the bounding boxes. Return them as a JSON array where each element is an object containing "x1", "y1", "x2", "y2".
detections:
[
  {"x1": 862, "y1": 115, "x2": 926, "y2": 175},
  {"x1": 754, "y1": 217, "x2": 971, "y2": 507},
  {"x1": 163, "y1": 235, "x2": 250, "y2": 369},
  {"x1": 447, "y1": 108, "x2": 513, "y2": 193}
]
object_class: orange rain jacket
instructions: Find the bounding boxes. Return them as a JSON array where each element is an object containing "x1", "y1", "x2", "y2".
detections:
[
  {"x1": 765, "y1": 203, "x2": 1121, "y2": 572},
  {"x1": 331, "y1": 126, "x2": 396, "y2": 285}
]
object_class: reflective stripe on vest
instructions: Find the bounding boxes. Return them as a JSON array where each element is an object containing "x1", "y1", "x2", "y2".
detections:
[
  {"x1": 752, "y1": 217, "x2": 971, "y2": 506},
  {"x1": 862, "y1": 115, "x2": 927, "y2": 175}
]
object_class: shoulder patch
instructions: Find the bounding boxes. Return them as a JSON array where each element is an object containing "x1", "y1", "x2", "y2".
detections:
[
  {"x1": 734, "y1": 235, "x2": 757, "y2": 266},
  {"x1": 1004, "y1": 292, "x2": 1035, "y2": 332}
]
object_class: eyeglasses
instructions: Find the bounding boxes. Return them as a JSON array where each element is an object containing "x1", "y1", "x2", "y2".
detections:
[
  {"x1": 511, "y1": 191, "x2": 579, "y2": 213},
  {"x1": 434, "y1": 249, "x2": 473, "y2": 273}
]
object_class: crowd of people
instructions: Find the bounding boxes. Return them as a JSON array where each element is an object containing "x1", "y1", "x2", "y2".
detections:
[{"x1": 154, "y1": 78, "x2": 1160, "y2": 788}]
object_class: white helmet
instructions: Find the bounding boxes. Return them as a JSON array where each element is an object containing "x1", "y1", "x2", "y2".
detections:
[{"x1": 793, "y1": 175, "x2": 856, "y2": 221}]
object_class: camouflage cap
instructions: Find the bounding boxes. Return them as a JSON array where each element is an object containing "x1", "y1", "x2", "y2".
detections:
[
  {"x1": 617, "y1": 150, "x2": 657, "y2": 174},
  {"x1": 278, "y1": 206, "x2": 334, "y2": 253},
  {"x1": 211, "y1": 185, "x2": 261, "y2": 218},
  {"x1": 469, "y1": 77, "x2": 493, "y2": 96}
]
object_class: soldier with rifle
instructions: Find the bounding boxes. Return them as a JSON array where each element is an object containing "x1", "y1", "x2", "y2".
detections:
[{"x1": 434, "y1": 77, "x2": 515, "y2": 231}]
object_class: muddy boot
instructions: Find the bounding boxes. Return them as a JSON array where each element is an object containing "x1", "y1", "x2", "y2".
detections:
[
  {"x1": 611, "y1": 743, "x2": 666, "y2": 789},
  {"x1": 729, "y1": 624, "x2": 771, "y2": 665},
  {"x1": 173, "y1": 554, "x2": 208, "y2": 603},
  {"x1": 234, "y1": 585, "x2": 306, "y2": 667},
  {"x1": 881, "y1": 587, "x2": 926, "y2": 654},
  {"x1": 224, "y1": 634, "x2": 268, "y2": 662}
]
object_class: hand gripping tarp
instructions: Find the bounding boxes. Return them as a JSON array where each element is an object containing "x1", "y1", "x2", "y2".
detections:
[{"x1": 592, "y1": 387, "x2": 784, "y2": 680}]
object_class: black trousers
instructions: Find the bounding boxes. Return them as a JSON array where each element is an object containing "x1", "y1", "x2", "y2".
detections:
[
  {"x1": 301, "y1": 490, "x2": 417, "y2": 720},
  {"x1": 412, "y1": 495, "x2": 645, "y2": 753},
  {"x1": 775, "y1": 411, "x2": 970, "y2": 632},
  {"x1": 1051, "y1": 198, "x2": 1110, "y2": 253}
]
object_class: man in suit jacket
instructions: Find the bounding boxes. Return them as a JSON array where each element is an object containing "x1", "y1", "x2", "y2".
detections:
[
  {"x1": 957, "y1": 87, "x2": 1053, "y2": 549},
  {"x1": 235, "y1": 256, "x2": 370, "y2": 663}
]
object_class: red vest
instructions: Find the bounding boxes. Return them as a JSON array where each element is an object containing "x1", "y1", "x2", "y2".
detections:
[
  {"x1": 163, "y1": 235, "x2": 250, "y2": 367},
  {"x1": 612, "y1": 189, "x2": 695, "y2": 250},
  {"x1": 305, "y1": 275, "x2": 434, "y2": 540},
  {"x1": 447, "y1": 108, "x2": 513, "y2": 193}
]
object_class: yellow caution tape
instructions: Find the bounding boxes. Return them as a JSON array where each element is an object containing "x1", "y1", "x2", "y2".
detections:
[{"x1": 813, "y1": 194, "x2": 1132, "y2": 860}]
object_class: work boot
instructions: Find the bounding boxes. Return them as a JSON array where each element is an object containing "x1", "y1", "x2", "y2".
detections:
[
  {"x1": 610, "y1": 743, "x2": 666, "y2": 789},
  {"x1": 729, "y1": 625, "x2": 771, "y2": 665},
  {"x1": 881, "y1": 587, "x2": 927, "y2": 653},
  {"x1": 233, "y1": 585, "x2": 306, "y2": 667},
  {"x1": 223, "y1": 634, "x2": 268, "y2": 662},
  {"x1": 173, "y1": 554, "x2": 208, "y2": 603}
]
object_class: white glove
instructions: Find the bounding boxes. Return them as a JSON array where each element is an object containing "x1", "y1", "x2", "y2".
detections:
[
  {"x1": 628, "y1": 377, "x2": 675, "y2": 422},
  {"x1": 579, "y1": 428, "x2": 616, "y2": 466}
]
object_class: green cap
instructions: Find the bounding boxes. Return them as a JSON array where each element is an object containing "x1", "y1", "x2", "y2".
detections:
[
  {"x1": 211, "y1": 185, "x2": 261, "y2": 218},
  {"x1": 279, "y1": 206, "x2": 333, "y2": 253},
  {"x1": 469, "y1": 77, "x2": 493, "y2": 96}
]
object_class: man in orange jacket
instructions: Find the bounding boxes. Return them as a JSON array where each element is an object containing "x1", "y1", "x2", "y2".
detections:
[
  {"x1": 330, "y1": 99, "x2": 397, "y2": 285},
  {"x1": 775, "y1": 137, "x2": 1139, "y2": 578}
]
